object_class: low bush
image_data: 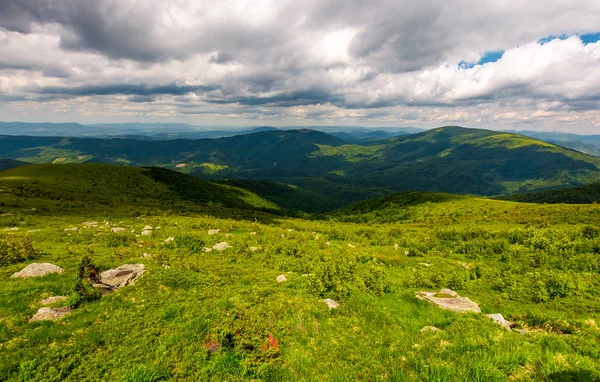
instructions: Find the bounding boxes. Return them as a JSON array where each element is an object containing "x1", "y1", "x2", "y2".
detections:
[{"x1": 0, "y1": 234, "x2": 35, "y2": 266}]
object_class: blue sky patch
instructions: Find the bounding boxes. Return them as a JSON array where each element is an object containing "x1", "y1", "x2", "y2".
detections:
[
  {"x1": 458, "y1": 50, "x2": 504, "y2": 69},
  {"x1": 538, "y1": 34, "x2": 569, "y2": 45},
  {"x1": 580, "y1": 32, "x2": 600, "y2": 45}
]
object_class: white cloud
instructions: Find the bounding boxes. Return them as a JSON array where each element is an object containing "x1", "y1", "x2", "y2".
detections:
[{"x1": 0, "y1": 0, "x2": 599, "y2": 131}]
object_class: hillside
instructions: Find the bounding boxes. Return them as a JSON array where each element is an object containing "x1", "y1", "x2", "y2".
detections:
[
  {"x1": 2, "y1": 126, "x2": 600, "y2": 197},
  {"x1": 0, "y1": 159, "x2": 27, "y2": 171},
  {"x1": 0, "y1": 164, "x2": 281, "y2": 215},
  {"x1": 499, "y1": 182, "x2": 600, "y2": 204}
]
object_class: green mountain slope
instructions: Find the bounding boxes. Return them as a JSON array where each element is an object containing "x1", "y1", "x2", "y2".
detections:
[
  {"x1": 0, "y1": 159, "x2": 27, "y2": 171},
  {"x1": 2, "y1": 126, "x2": 600, "y2": 197},
  {"x1": 499, "y1": 182, "x2": 600, "y2": 204},
  {"x1": 0, "y1": 164, "x2": 281, "y2": 214},
  {"x1": 328, "y1": 126, "x2": 600, "y2": 195}
]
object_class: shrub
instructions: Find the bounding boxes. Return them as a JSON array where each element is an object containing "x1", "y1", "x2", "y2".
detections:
[
  {"x1": 66, "y1": 255, "x2": 102, "y2": 308},
  {"x1": 0, "y1": 234, "x2": 35, "y2": 266},
  {"x1": 175, "y1": 235, "x2": 206, "y2": 254}
]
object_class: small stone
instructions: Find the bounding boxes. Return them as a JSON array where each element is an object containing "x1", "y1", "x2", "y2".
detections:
[
  {"x1": 276, "y1": 274, "x2": 287, "y2": 283},
  {"x1": 29, "y1": 307, "x2": 72, "y2": 322},
  {"x1": 486, "y1": 313, "x2": 514, "y2": 330},
  {"x1": 111, "y1": 227, "x2": 126, "y2": 233},
  {"x1": 321, "y1": 298, "x2": 339, "y2": 309},
  {"x1": 64, "y1": 227, "x2": 78, "y2": 232},
  {"x1": 164, "y1": 237, "x2": 175, "y2": 243},
  {"x1": 348, "y1": 244, "x2": 355, "y2": 248},
  {"x1": 394, "y1": 244, "x2": 399, "y2": 250},
  {"x1": 208, "y1": 229, "x2": 220, "y2": 235},
  {"x1": 40, "y1": 296, "x2": 67, "y2": 306},
  {"x1": 162, "y1": 264, "x2": 171, "y2": 269},
  {"x1": 12, "y1": 263, "x2": 63, "y2": 278},
  {"x1": 204, "y1": 247, "x2": 213, "y2": 252},
  {"x1": 249, "y1": 232, "x2": 257, "y2": 235},
  {"x1": 212, "y1": 242, "x2": 230, "y2": 251},
  {"x1": 141, "y1": 230, "x2": 151, "y2": 236},
  {"x1": 4, "y1": 227, "x2": 19, "y2": 231},
  {"x1": 249, "y1": 246, "x2": 260, "y2": 251},
  {"x1": 142, "y1": 253, "x2": 152, "y2": 258},
  {"x1": 143, "y1": 225, "x2": 153, "y2": 230},
  {"x1": 420, "y1": 326, "x2": 442, "y2": 332}
]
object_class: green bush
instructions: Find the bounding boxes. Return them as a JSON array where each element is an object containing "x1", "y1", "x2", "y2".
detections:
[
  {"x1": 0, "y1": 234, "x2": 35, "y2": 266},
  {"x1": 67, "y1": 255, "x2": 102, "y2": 308},
  {"x1": 307, "y1": 249, "x2": 390, "y2": 298}
]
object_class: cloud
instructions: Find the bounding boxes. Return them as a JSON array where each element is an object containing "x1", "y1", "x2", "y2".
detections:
[{"x1": 0, "y1": 0, "x2": 600, "y2": 131}]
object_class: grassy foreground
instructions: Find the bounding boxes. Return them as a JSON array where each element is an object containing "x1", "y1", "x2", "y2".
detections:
[{"x1": 0, "y1": 171, "x2": 600, "y2": 380}]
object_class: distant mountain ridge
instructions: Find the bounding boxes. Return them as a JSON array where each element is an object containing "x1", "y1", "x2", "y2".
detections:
[{"x1": 1, "y1": 126, "x2": 600, "y2": 200}]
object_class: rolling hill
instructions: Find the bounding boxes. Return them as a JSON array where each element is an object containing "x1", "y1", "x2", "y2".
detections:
[
  {"x1": 0, "y1": 164, "x2": 285, "y2": 215},
  {"x1": 499, "y1": 182, "x2": 600, "y2": 204},
  {"x1": 0, "y1": 159, "x2": 27, "y2": 171},
  {"x1": 2, "y1": 126, "x2": 600, "y2": 198}
]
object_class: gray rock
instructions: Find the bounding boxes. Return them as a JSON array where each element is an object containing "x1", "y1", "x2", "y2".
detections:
[
  {"x1": 41, "y1": 296, "x2": 67, "y2": 306},
  {"x1": 111, "y1": 227, "x2": 127, "y2": 233},
  {"x1": 322, "y1": 298, "x2": 339, "y2": 309},
  {"x1": 213, "y1": 242, "x2": 230, "y2": 251},
  {"x1": 29, "y1": 307, "x2": 72, "y2": 322},
  {"x1": 143, "y1": 225, "x2": 153, "y2": 230},
  {"x1": 439, "y1": 289, "x2": 458, "y2": 297},
  {"x1": 12, "y1": 263, "x2": 64, "y2": 278},
  {"x1": 96, "y1": 264, "x2": 145, "y2": 290},
  {"x1": 420, "y1": 326, "x2": 442, "y2": 332},
  {"x1": 208, "y1": 229, "x2": 220, "y2": 235},
  {"x1": 416, "y1": 290, "x2": 481, "y2": 313},
  {"x1": 276, "y1": 274, "x2": 287, "y2": 283},
  {"x1": 141, "y1": 230, "x2": 151, "y2": 236},
  {"x1": 486, "y1": 313, "x2": 514, "y2": 330}
]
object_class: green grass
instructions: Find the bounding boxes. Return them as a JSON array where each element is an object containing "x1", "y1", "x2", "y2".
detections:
[{"x1": 0, "y1": 164, "x2": 599, "y2": 380}]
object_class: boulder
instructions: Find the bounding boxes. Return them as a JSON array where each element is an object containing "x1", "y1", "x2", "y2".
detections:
[
  {"x1": 40, "y1": 296, "x2": 67, "y2": 306},
  {"x1": 486, "y1": 313, "x2": 514, "y2": 330},
  {"x1": 208, "y1": 229, "x2": 220, "y2": 235},
  {"x1": 416, "y1": 290, "x2": 481, "y2": 313},
  {"x1": 12, "y1": 263, "x2": 64, "y2": 278},
  {"x1": 213, "y1": 242, "x2": 230, "y2": 251},
  {"x1": 276, "y1": 274, "x2": 287, "y2": 283},
  {"x1": 95, "y1": 264, "x2": 145, "y2": 290},
  {"x1": 29, "y1": 307, "x2": 72, "y2": 322},
  {"x1": 322, "y1": 298, "x2": 339, "y2": 309}
]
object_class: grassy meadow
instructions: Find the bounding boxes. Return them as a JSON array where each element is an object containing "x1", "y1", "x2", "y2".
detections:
[{"x1": 0, "y1": 165, "x2": 599, "y2": 381}]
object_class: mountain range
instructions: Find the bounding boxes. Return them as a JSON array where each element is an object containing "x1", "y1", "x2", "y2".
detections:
[{"x1": 2, "y1": 126, "x2": 600, "y2": 207}]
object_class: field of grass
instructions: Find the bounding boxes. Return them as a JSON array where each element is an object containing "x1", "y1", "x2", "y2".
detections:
[{"x1": 0, "y1": 164, "x2": 599, "y2": 381}]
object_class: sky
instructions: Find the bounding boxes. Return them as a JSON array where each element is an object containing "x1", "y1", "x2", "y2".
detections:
[{"x1": 1, "y1": 0, "x2": 600, "y2": 132}]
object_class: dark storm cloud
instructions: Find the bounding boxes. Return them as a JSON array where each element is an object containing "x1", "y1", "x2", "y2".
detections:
[
  {"x1": 37, "y1": 83, "x2": 220, "y2": 97},
  {"x1": 207, "y1": 90, "x2": 343, "y2": 107},
  {"x1": 0, "y1": 0, "x2": 179, "y2": 62}
]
